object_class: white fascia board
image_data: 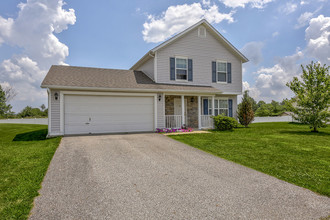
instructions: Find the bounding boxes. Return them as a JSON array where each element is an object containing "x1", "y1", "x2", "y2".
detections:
[
  {"x1": 41, "y1": 85, "x2": 222, "y2": 95},
  {"x1": 220, "y1": 92, "x2": 242, "y2": 95},
  {"x1": 130, "y1": 51, "x2": 154, "y2": 70}
]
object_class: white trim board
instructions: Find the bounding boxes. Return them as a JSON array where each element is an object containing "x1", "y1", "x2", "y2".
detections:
[{"x1": 52, "y1": 91, "x2": 157, "y2": 136}]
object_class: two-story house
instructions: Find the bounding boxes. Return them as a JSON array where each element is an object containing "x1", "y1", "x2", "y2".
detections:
[{"x1": 41, "y1": 19, "x2": 248, "y2": 136}]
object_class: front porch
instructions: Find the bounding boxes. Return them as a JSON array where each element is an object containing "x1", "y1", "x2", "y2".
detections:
[{"x1": 164, "y1": 95, "x2": 223, "y2": 129}]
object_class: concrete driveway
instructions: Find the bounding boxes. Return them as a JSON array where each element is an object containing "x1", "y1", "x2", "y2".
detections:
[{"x1": 29, "y1": 133, "x2": 330, "y2": 219}]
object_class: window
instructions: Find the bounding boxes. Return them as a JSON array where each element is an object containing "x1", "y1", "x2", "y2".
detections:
[
  {"x1": 217, "y1": 61, "x2": 227, "y2": 82},
  {"x1": 214, "y1": 99, "x2": 228, "y2": 116},
  {"x1": 203, "y1": 98, "x2": 228, "y2": 116},
  {"x1": 198, "y1": 26, "x2": 206, "y2": 38},
  {"x1": 176, "y1": 57, "x2": 188, "y2": 80}
]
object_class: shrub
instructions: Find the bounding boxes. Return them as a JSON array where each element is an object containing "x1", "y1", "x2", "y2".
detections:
[{"x1": 212, "y1": 114, "x2": 239, "y2": 131}]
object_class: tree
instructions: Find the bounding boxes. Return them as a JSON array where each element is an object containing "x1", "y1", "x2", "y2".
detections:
[
  {"x1": 270, "y1": 100, "x2": 285, "y2": 116},
  {"x1": 0, "y1": 85, "x2": 13, "y2": 118},
  {"x1": 257, "y1": 100, "x2": 266, "y2": 108},
  {"x1": 17, "y1": 105, "x2": 48, "y2": 118},
  {"x1": 2, "y1": 84, "x2": 17, "y2": 102},
  {"x1": 286, "y1": 61, "x2": 330, "y2": 132},
  {"x1": 237, "y1": 90, "x2": 255, "y2": 127},
  {"x1": 250, "y1": 96, "x2": 258, "y2": 112},
  {"x1": 255, "y1": 104, "x2": 273, "y2": 116},
  {"x1": 40, "y1": 104, "x2": 46, "y2": 111}
]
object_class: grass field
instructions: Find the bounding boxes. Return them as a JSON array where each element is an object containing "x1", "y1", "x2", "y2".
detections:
[
  {"x1": 170, "y1": 122, "x2": 330, "y2": 197},
  {"x1": 0, "y1": 124, "x2": 61, "y2": 219}
]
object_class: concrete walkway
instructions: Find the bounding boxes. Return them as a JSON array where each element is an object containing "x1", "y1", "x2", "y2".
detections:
[{"x1": 29, "y1": 134, "x2": 330, "y2": 219}]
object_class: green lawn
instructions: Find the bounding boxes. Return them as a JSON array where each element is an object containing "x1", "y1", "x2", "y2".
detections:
[
  {"x1": 0, "y1": 124, "x2": 61, "y2": 219},
  {"x1": 170, "y1": 122, "x2": 330, "y2": 197}
]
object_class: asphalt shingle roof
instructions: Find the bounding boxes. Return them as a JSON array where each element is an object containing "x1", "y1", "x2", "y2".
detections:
[{"x1": 41, "y1": 65, "x2": 221, "y2": 93}]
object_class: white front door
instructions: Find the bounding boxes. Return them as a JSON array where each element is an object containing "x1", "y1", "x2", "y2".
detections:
[{"x1": 174, "y1": 98, "x2": 187, "y2": 116}]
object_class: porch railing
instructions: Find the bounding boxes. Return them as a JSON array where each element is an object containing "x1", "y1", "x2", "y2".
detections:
[
  {"x1": 201, "y1": 115, "x2": 214, "y2": 128},
  {"x1": 165, "y1": 115, "x2": 187, "y2": 128}
]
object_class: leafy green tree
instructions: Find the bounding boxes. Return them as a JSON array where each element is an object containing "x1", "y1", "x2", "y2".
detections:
[
  {"x1": 0, "y1": 85, "x2": 13, "y2": 118},
  {"x1": 257, "y1": 100, "x2": 266, "y2": 108},
  {"x1": 286, "y1": 61, "x2": 330, "y2": 132},
  {"x1": 255, "y1": 104, "x2": 274, "y2": 116},
  {"x1": 270, "y1": 100, "x2": 285, "y2": 116},
  {"x1": 237, "y1": 90, "x2": 255, "y2": 127},
  {"x1": 17, "y1": 106, "x2": 46, "y2": 118}
]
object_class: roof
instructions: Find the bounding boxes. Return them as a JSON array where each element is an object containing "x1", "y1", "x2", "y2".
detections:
[
  {"x1": 41, "y1": 65, "x2": 222, "y2": 94},
  {"x1": 130, "y1": 19, "x2": 248, "y2": 70}
]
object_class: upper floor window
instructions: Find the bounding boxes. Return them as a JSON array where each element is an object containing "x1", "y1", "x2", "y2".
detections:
[
  {"x1": 176, "y1": 57, "x2": 188, "y2": 80},
  {"x1": 217, "y1": 61, "x2": 227, "y2": 82},
  {"x1": 198, "y1": 26, "x2": 206, "y2": 38}
]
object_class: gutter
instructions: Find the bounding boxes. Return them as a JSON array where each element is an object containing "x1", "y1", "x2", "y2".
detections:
[{"x1": 41, "y1": 85, "x2": 223, "y2": 95}]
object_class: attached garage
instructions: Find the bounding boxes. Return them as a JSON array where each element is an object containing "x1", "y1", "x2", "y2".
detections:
[{"x1": 63, "y1": 94, "x2": 155, "y2": 135}]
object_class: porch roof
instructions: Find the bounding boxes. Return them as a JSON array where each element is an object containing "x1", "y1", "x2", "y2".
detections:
[{"x1": 41, "y1": 65, "x2": 221, "y2": 94}]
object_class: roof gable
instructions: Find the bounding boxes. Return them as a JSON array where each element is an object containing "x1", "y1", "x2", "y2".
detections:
[{"x1": 130, "y1": 19, "x2": 248, "y2": 70}]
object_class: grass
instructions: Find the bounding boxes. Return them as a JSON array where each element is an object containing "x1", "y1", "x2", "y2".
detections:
[
  {"x1": 0, "y1": 124, "x2": 61, "y2": 219},
  {"x1": 169, "y1": 122, "x2": 330, "y2": 197}
]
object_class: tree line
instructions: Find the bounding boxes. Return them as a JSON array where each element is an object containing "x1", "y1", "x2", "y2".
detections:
[
  {"x1": 247, "y1": 98, "x2": 292, "y2": 117},
  {"x1": 0, "y1": 85, "x2": 47, "y2": 119}
]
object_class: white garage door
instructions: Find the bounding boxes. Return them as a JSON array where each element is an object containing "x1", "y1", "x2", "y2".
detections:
[{"x1": 64, "y1": 95, "x2": 154, "y2": 135}]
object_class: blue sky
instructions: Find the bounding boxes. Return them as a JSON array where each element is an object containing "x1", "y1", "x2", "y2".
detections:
[{"x1": 0, "y1": 0, "x2": 329, "y2": 112}]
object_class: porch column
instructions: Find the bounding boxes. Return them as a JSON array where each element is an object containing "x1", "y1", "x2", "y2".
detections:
[
  {"x1": 198, "y1": 96, "x2": 201, "y2": 129},
  {"x1": 212, "y1": 96, "x2": 215, "y2": 116},
  {"x1": 181, "y1": 95, "x2": 185, "y2": 125}
]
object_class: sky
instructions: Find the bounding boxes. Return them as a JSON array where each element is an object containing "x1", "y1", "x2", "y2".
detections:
[{"x1": 0, "y1": 0, "x2": 329, "y2": 112}]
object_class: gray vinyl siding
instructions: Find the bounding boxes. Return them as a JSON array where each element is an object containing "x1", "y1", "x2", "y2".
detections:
[
  {"x1": 50, "y1": 90, "x2": 60, "y2": 134},
  {"x1": 156, "y1": 24, "x2": 242, "y2": 94},
  {"x1": 137, "y1": 57, "x2": 154, "y2": 81},
  {"x1": 157, "y1": 93, "x2": 165, "y2": 128}
]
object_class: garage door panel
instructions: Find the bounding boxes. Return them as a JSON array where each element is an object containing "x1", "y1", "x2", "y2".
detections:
[{"x1": 64, "y1": 95, "x2": 154, "y2": 135}]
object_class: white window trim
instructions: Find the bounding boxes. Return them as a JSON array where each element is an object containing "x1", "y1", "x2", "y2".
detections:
[
  {"x1": 216, "y1": 60, "x2": 227, "y2": 84},
  {"x1": 203, "y1": 97, "x2": 229, "y2": 116},
  {"x1": 214, "y1": 98, "x2": 229, "y2": 116},
  {"x1": 175, "y1": 56, "x2": 188, "y2": 82}
]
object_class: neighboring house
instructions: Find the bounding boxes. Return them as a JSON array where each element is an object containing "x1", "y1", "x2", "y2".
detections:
[
  {"x1": 41, "y1": 19, "x2": 248, "y2": 136},
  {"x1": 279, "y1": 112, "x2": 294, "y2": 116}
]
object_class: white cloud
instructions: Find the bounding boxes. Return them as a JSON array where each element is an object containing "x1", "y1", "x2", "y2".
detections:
[
  {"x1": 0, "y1": 0, "x2": 75, "y2": 111},
  {"x1": 245, "y1": 51, "x2": 303, "y2": 102},
  {"x1": 282, "y1": 2, "x2": 297, "y2": 15},
  {"x1": 142, "y1": 3, "x2": 235, "y2": 43},
  {"x1": 305, "y1": 15, "x2": 330, "y2": 64},
  {"x1": 202, "y1": 0, "x2": 211, "y2": 7},
  {"x1": 272, "y1": 31, "x2": 279, "y2": 37},
  {"x1": 241, "y1": 41, "x2": 264, "y2": 65},
  {"x1": 295, "y1": 7, "x2": 322, "y2": 29},
  {"x1": 295, "y1": 12, "x2": 314, "y2": 29},
  {"x1": 219, "y1": 0, "x2": 274, "y2": 9}
]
